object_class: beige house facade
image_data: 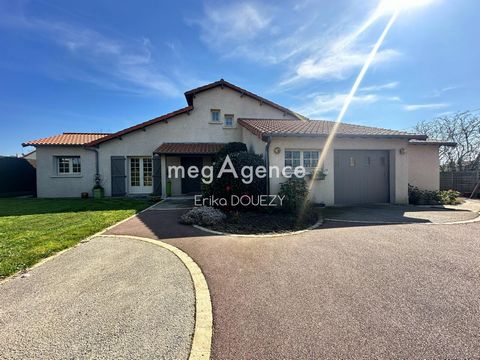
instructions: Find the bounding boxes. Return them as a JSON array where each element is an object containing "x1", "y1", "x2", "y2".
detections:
[{"x1": 23, "y1": 79, "x2": 452, "y2": 205}]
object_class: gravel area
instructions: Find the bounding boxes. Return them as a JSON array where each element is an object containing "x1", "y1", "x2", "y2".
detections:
[{"x1": 0, "y1": 236, "x2": 195, "y2": 360}]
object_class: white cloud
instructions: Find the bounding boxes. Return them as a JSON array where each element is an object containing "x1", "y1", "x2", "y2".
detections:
[
  {"x1": 427, "y1": 85, "x2": 461, "y2": 98},
  {"x1": 404, "y1": 103, "x2": 450, "y2": 111},
  {"x1": 194, "y1": 2, "x2": 271, "y2": 47},
  {"x1": 0, "y1": 10, "x2": 181, "y2": 97},
  {"x1": 296, "y1": 92, "x2": 380, "y2": 118},
  {"x1": 291, "y1": 49, "x2": 400, "y2": 82},
  {"x1": 360, "y1": 81, "x2": 399, "y2": 92}
]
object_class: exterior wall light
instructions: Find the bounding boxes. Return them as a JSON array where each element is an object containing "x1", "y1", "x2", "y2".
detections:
[{"x1": 273, "y1": 147, "x2": 281, "y2": 154}]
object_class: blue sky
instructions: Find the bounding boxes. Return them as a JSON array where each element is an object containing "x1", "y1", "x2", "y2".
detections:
[{"x1": 1, "y1": 0, "x2": 479, "y2": 155}]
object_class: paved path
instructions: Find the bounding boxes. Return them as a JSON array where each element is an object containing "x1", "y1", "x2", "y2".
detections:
[
  {"x1": 0, "y1": 236, "x2": 195, "y2": 360},
  {"x1": 107, "y1": 209, "x2": 480, "y2": 359}
]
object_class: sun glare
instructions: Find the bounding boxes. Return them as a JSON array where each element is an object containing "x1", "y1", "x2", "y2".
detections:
[{"x1": 377, "y1": 0, "x2": 435, "y2": 15}]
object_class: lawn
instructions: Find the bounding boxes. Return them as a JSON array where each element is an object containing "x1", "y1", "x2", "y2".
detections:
[{"x1": 0, "y1": 198, "x2": 150, "y2": 279}]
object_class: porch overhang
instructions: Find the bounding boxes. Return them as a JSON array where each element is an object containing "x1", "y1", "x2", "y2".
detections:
[{"x1": 154, "y1": 142, "x2": 226, "y2": 155}]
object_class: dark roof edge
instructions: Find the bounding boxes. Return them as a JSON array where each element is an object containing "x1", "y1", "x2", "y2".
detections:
[
  {"x1": 22, "y1": 143, "x2": 86, "y2": 148},
  {"x1": 409, "y1": 140, "x2": 457, "y2": 147}
]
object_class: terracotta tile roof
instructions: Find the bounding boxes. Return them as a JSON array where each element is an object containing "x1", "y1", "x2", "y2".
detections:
[
  {"x1": 409, "y1": 139, "x2": 457, "y2": 146},
  {"x1": 238, "y1": 118, "x2": 427, "y2": 140},
  {"x1": 184, "y1": 79, "x2": 304, "y2": 120},
  {"x1": 22, "y1": 132, "x2": 110, "y2": 147},
  {"x1": 154, "y1": 143, "x2": 226, "y2": 155},
  {"x1": 86, "y1": 106, "x2": 193, "y2": 146}
]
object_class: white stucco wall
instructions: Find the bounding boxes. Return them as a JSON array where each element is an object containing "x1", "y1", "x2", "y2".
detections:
[
  {"x1": 96, "y1": 86, "x2": 293, "y2": 196},
  {"x1": 242, "y1": 127, "x2": 266, "y2": 155},
  {"x1": 408, "y1": 144, "x2": 440, "y2": 191},
  {"x1": 268, "y1": 136, "x2": 410, "y2": 206},
  {"x1": 35, "y1": 146, "x2": 96, "y2": 197}
]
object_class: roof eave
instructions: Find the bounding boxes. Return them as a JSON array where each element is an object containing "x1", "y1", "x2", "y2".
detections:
[{"x1": 263, "y1": 133, "x2": 428, "y2": 140}]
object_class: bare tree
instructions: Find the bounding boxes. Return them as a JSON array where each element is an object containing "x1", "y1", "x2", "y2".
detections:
[{"x1": 414, "y1": 111, "x2": 480, "y2": 171}]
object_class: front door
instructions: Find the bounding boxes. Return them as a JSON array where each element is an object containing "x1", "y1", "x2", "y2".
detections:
[
  {"x1": 181, "y1": 157, "x2": 203, "y2": 194},
  {"x1": 128, "y1": 157, "x2": 153, "y2": 194}
]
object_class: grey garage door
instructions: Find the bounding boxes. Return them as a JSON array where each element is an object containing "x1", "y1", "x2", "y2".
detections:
[{"x1": 334, "y1": 150, "x2": 390, "y2": 205}]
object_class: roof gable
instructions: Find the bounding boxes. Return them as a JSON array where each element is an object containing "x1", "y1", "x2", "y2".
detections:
[{"x1": 184, "y1": 79, "x2": 303, "y2": 120}]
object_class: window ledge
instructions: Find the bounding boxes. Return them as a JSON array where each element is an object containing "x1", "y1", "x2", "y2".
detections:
[
  {"x1": 209, "y1": 121, "x2": 223, "y2": 125},
  {"x1": 50, "y1": 175, "x2": 83, "y2": 178},
  {"x1": 223, "y1": 126, "x2": 237, "y2": 129}
]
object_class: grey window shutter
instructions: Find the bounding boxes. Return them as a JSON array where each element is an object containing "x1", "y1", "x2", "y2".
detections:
[
  {"x1": 152, "y1": 155, "x2": 162, "y2": 196},
  {"x1": 111, "y1": 156, "x2": 126, "y2": 196}
]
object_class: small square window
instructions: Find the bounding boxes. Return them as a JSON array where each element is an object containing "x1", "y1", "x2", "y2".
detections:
[
  {"x1": 211, "y1": 109, "x2": 220, "y2": 122},
  {"x1": 224, "y1": 114, "x2": 234, "y2": 127}
]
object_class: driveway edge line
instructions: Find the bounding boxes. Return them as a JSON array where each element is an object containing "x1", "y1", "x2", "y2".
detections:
[
  {"x1": 96, "y1": 234, "x2": 213, "y2": 360},
  {"x1": 325, "y1": 212, "x2": 480, "y2": 225},
  {"x1": 87, "y1": 200, "x2": 163, "y2": 241}
]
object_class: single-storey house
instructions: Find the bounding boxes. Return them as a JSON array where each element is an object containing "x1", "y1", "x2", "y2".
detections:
[{"x1": 22, "y1": 79, "x2": 454, "y2": 205}]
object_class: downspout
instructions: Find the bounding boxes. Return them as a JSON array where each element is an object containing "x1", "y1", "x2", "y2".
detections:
[
  {"x1": 265, "y1": 136, "x2": 272, "y2": 196},
  {"x1": 84, "y1": 146, "x2": 100, "y2": 186}
]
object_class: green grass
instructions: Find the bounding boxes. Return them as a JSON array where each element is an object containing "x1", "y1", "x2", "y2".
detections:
[{"x1": 0, "y1": 198, "x2": 150, "y2": 279}]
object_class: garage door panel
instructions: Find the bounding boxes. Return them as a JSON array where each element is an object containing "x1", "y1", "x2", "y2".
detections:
[{"x1": 334, "y1": 150, "x2": 389, "y2": 205}]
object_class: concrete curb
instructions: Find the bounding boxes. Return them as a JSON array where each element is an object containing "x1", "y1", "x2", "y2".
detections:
[
  {"x1": 325, "y1": 211, "x2": 480, "y2": 226},
  {"x1": 97, "y1": 234, "x2": 212, "y2": 360},
  {"x1": 193, "y1": 216, "x2": 324, "y2": 238}
]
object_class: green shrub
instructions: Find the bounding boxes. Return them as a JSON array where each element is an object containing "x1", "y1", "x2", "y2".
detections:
[
  {"x1": 206, "y1": 151, "x2": 267, "y2": 209},
  {"x1": 408, "y1": 184, "x2": 460, "y2": 205},
  {"x1": 279, "y1": 177, "x2": 309, "y2": 213},
  {"x1": 438, "y1": 189, "x2": 461, "y2": 205},
  {"x1": 215, "y1": 142, "x2": 247, "y2": 161}
]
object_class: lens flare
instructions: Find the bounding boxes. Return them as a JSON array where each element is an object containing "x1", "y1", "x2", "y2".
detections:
[
  {"x1": 300, "y1": 9, "x2": 400, "y2": 215},
  {"x1": 377, "y1": 0, "x2": 435, "y2": 15}
]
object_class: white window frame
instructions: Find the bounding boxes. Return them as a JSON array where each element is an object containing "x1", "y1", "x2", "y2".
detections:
[
  {"x1": 210, "y1": 109, "x2": 221, "y2": 123},
  {"x1": 56, "y1": 156, "x2": 81, "y2": 175},
  {"x1": 284, "y1": 149, "x2": 321, "y2": 171},
  {"x1": 224, "y1": 114, "x2": 234, "y2": 128}
]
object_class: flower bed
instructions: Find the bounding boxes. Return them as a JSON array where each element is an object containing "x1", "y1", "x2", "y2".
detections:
[{"x1": 182, "y1": 207, "x2": 319, "y2": 235}]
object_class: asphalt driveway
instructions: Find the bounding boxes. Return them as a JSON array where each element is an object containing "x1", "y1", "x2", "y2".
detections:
[
  {"x1": 0, "y1": 236, "x2": 195, "y2": 360},
  {"x1": 107, "y1": 209, "x2": 480, "y2": 359}
]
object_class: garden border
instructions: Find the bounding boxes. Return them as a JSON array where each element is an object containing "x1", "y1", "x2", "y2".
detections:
[{"x1": 193, "y1": 216, "x2": 323, "y2": 237}]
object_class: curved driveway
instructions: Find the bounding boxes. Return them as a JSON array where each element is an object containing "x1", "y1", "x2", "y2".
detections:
[
  {"x1": 0, "y1": 236, "x2": 195, "y2": 360},
  {"x1": 106, "y1": 209, "x2": 480, "y2": 359}
]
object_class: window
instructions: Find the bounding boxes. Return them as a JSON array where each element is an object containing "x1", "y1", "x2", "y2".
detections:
[
  {"x1": 224, "y1": 114, "x2": 234, "y2": 127},
  {"x1": 285, "y1": 150, "x2": 301, "y2": 167},
  {"x1": 57, "y1": 156, "x2": 81, "y2": 175},
  {"x1": 143, "y1": 158, "x2": 153, "y2": 186},
  {"x1": 285, "y1": 150, "x2": 320, "y2": 169},
  {"x1": 130, "y1": 158, "x2": 140, "y2": 186},
  {"x1": 303, "y1": 151, "x2": 319, "y2": 168},
  {"x1": 211, "y1": 109, "x2": 220, "y2": 122}
]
